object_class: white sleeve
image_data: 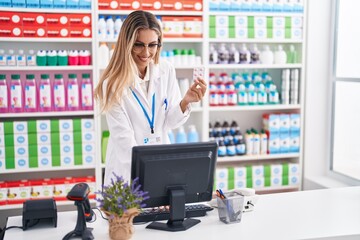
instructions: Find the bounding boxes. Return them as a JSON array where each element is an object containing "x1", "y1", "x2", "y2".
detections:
[{"x1": 104, "y1": 103, "x2": 137, "y2": 186}]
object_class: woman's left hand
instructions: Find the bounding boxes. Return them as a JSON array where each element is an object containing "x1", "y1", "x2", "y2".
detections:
[{"x1": 180, "y1": 77, "x2": 207, "y2": 112}]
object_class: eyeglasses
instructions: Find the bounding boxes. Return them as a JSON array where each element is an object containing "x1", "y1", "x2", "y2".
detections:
[{"x1": 133, "y1": 42, "x2": 162, "y2": 52}]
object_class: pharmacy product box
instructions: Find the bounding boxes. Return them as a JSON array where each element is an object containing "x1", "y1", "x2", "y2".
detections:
[
  {"x1": 235, "y1": 27, "x2": 247, "y2": 38},
  {"x1": 215, "y1": 15, "x2": 228, "y2": 28},
  {"x1": 290, "y1": 113, "x2": 300, "y2": 132},
  {"x1": 253, "y1": 177, "x2": 264, "y2": 188},
  {"x1": 46, "y1": 14, "x2": 69, "y2": 26},
  {"x1": 291, "y1": 28, "x2": 302, "y2": 39},
  {"x1": 289, "y1": 131, "x2": 300, "y2": 153},
  {"x1": 291, "y1": 16, "x2": 302, "y2": 28},
  {"x1": 98, "y1": 0, "x2": 117, "y2": 9},
  {"x1": 27, "y1": 0, "x2": 40, "y2": 7},
  {"x1": 60, "y1": 132, "x2": 74, "y2": 144},
  {"x1": 263, "y1": 113, "x2": 280, "y2": 133},
  {"x1": 283, "y1": 0, "x2": 292, "y2": 12},
  {"x1": 279, "y1": 114, "x2": 290, "y2": 133},
  {"x1": 22, "y1": 13, "x2": 46, "y2": 26},
  {"x1": 82, "y1": 131, "x2": 95, "y2": 143},
  {"x1": 13, "y1": 122, "x2": 27, "y2": 134},
  {"x1": 82, "y1": 154, "x2": 95, "y2": 165},
  {"x1": 254, "y1": 27, "x2": 267, "y2": 39},
  {"x1": 234, "y1": 179, "x2": 247, "y2": 188},
  {"x1": 38, "y1": 155, "x2": 52, "y2": 168},
  {"x1": 37, "y1": 120, "x2": 51, "y2": 133},
  {"x1": 66, "y1": 0, "x2": 79, "y2": 8},
  {"x1": 235, "y1": 16, "x2": 247, "y2": 28},
  {"x1": 14, "y1": 134, "x2": 28, "y2": 146},
  {"x1": 272, "y1": 28, "x2": 285, "y2": 39},
  {"x1": 52, "y1": 178, "x2": 67, "y2": 201},
  {"x1": 270, "y1": 176, "x2": 282, "y2": 187},
  {"x1": 22, "y1": 26, "x2": 46, "y2": 38},
  {"x1": 273, "y1": 16, "x2": 285, "y2": 28},
  {"x1": 271, "y1": 164, "x2": 283, "y2": 176},
  {"x1": 183, "y1": 0, "x2": 202, "y2": 11},
  {"x1": 0, "y1": 158, "x2": 4, "y2": 172},
  {"x1": 15, "y1": 157, "x2": 28, "y2": 169},
  {"x1": 162, "y1": 17, "x2": 184, "y2": 38},
  {"x1": 60, "y1": 143, "x2": 74, "y2": 156},
  {"x1": 216, "y1": 168, "x2": 229, "y2": 181},
  {"x1": 254, "y1": 16, "x2": 266, "y2": 28},
  {"x1": 0, "y1": 146, "x2": 5, "y2": 159},
  {"x1": 83, "y1": 143, "x2": 95, "y2": 154},
  {"x1": 53, "y1": 0, "x2": 66, "y2": 8},
  {"x1": 0, "y1": 25, "x2": 22, "y2": 37},
  {"x1": 81, "y1": 118, "x2": 94, "y2": 131},
  {"x1": 68, "y1": 27, "x2": 91, "y2": 38},
  {"x1": 252, "y1": 165, "x2": 264, "y2": 178},
  {"x1": 272, "y1": 0, "x2": 283, "y2": 12},
  {"x1": 262, "y1": 0, "x2": 272, "y2": 11},
  {"x1": 38, "y1": 144, "x2": 52, "y2": 157},
  {"x1": 209, "y1": 0, "x2": 219, "y2": 10},
  {"x1": 37, "y1": 133, "x2": 51, "y2": 145},
  {"x1": 251, "y1": 0, "x2": 262, "y2": 11},
  {"x1": 215, "y1": 27, "x2": 229, "y2": 39},
  {"x1": 268, "y1": 131, "x2": 280, "y2": 154},
  {"x1": 14, "y1": 146, "x2": 28, "y2": 158},
  {"x1": 214, "y1": 179, "x2": 228, "y2": 191},
  {"x1": 288, "y1": 163, "x2": 300, "y2": 175},
  {"x1": 162, "y1": 0, "x2": 175, "y2": 10},
  {"x1": 141, "y1": 0, "x2": 158, "y2": 10},
  {"x1": 0, "y1": 122, "x2": 4, "y2": 134},
  {"x1": 240, "y1": 0, "x2": 251, "y2": 11},
  {"x1": 0, "y1": 0, "x2": 11, "y2": 6},
  {"x1": 119, "y1": 0, "x2": 141, "y2": 10},
  {"x1": 0, "y1": 181, "x2": 7, "y2": 205},
  {"x1": 293, "y1": 0, "x2": 304, "y2": 12},
  {"x1": 12, "y1": 0, "x2": 26, "y2": 7},
  {"x1": 46, "y1": 26, "x2": 69, "y2": 38},
  {"x1": 29, "y1": 179, "x2": 53, "y2": 199},
  {"x1": 279, "y1": 132, "x2": 290, "y2": 153},
  {"x1": 289, "y1": 175, "x2": 300, "y2": 185},
  {"x1": 230, "y1": 0, "x2": 240, "y2": 10},
  {"x1": 40, "y1": 0, "x2": 53, "y2": 8},
  {"x1": 59, "y1": 119, "x2": 73, "y2": 132},
  {"x1": 234, "y1": 166, "x2": 247, "y2": 180},
  {"x1": 183, "y1": 17, "x2": 202, "y2": 38},
  {"x1": 0, "y1": 12, "x2": 22, "y2": 25},
  {"x1": 7, "y1": 180, "x2": 31, "y2": 204},
  {"x1": 79, "y1": 0, "x2": 91, "y2": 8},
  {"x1": 219, "y1": 0, "x2": 230, "y2": 10},
  {"x1": 61, "y1": 154, "x2": 74, "y2": 166},
  {"x1": 62, "y1": 177, "x2": 75, "y2": 197},
  {"x1": 68, "y1": 14, "x2": 91, "y2": 27}
]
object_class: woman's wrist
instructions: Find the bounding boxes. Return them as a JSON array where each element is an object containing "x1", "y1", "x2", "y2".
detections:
[{"x1": 180, "y1": 99, "x2": 189, "y2": 113}]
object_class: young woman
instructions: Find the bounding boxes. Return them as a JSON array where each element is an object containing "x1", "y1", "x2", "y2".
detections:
[{"x1": 94, "y1": 10, "x2": 207, "y2": 185}]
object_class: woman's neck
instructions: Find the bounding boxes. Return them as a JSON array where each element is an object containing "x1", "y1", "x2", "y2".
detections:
[{"x1": 139, "y1": 66, "x2": 147, "y2": 80}]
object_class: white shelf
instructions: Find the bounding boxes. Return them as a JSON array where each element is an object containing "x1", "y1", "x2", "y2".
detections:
[
  {"x1": 0, "y1": 165, "x2": 96, "y2": 174},
  {"x1": 0, "y1": 7, "x2": 92, "y2": 13},
  {"x1": 209, "y1": 39, "x2": 303, "y2": 43},
  {"x1": 98, "y1": 38, "x2": 203, "y2": 43},
  {"x1": 208, "y1": 11, "x2": 303, "y2": 17},
  {"x1": 209, "y1": 64, "x2": 302, "y2": 69},
  {"x1": 217, "y1": 153, "x2": 300, "y2": 163},
  {"x1": 0, "y1": 38, "x2": 92, "y2": 42},
  {"x1": 0, "y1": 199, "x2": 96, "y2": 210},
  {"x1": 0, "y1": 66, "x2": 93, "y2": 71},
  {"x1": 98, "y1": 10, "x2": 203, "y2": 16},
  {"x1": 1, "y1": 111, "x2": 94, "y2": 118},
  {"x1": 254, "y1": 185, "x2": 300, "y2": 192},
  {"x1": 209, "y1": 104, "x2": 301, "y2": 111}
]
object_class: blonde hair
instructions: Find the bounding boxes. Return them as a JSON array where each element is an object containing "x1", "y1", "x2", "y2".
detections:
[{"x1": 94, "y1": 10, "x2": 163, "y2": 112}]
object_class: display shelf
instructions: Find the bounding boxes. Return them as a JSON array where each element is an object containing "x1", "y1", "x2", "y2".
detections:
[
  {"x1": 98, "y1": 37, "x2": 204, "y2": 44},
  {"x1": 1, "y1": 111, "x2": 94, "y2": 118},
  {"x1": 0, "y1": 66, "x2": 93, "y2": 71},
  {"x1": 0, "y1": 7, "x2": 92, "y2": 13},
  {"x1": 209, "y1": 104, "x2": 301, "y2": 112},
  {"x1": 208, "y1": 11, "x2": 303, "y2": 17},
  {"x1": 0, "y1": 199, "x2": 97, "y2": 211},
  {"x1": 209, "y1": 64, "x2": 302, "y2": 69},
  {"x1": 0, "y1": 38, "x2": 92, "y2": 43},
  {"x1": 254, "y1": 185, "x2": 300, "y2": 193},
  {"x1": 216, "y1": 153, "x2": 300, "y2": 163},
  {"x1": 98, "y1": 10, "x2": 203, "y2": 16},
  {"x1": 0, "y1": 165, "x2": 96, "y2": 174},
  {"x1": 209, "y1": 39, "x2": 303, "y2": 43},
  {"x1": 99, "y1": 65, "x2": 204, "y2": 71}
]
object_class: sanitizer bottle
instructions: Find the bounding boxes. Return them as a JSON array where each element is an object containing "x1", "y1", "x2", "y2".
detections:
[
  {"x1": 176, "y1": 126, "x2": 187, "y2": 143},
  {"x1": 53, "y1": 74, "x2": 66, "y2": 111},
  {"x1": 10, "y1": 74, "x2": 23, "y2": 113},
  {"x1": 67, "y1": 74, "x2": 80, "y2": 111},
  {"x1": 39, "y1": 74, "x2": 52, "y2": 112},
  {"x1": 0, "y1": 74, "x2": 8, "y2": 113},
  {"x1": 81, "y1": 73, "x2": 93, "y2": 110},
  {"x1": 187, "y1": 125, "x2": 199, "y2": 143},
  {"x1": 24, "y1": 74, "x2": 37, "y2": 112}
]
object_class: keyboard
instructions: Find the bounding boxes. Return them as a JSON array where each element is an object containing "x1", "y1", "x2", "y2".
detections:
[{"x1": 133, "y1": 204, "x2": 214, "y2": 223}]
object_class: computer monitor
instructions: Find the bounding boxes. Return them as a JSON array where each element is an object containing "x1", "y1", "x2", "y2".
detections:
[{"x1": 131, "y1": 141, "x2": 218, "y2": 232}]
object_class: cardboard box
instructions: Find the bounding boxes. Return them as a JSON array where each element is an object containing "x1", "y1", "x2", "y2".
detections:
[
  {"x1": 98, "y1": 0, "x2": 118, "y2": 9},
  {"x1": 52, "y1": 177, "x2": 67, "y2": 200},
  {"x1": 38, "y1": 155, "x2": 52, "y2": 168},
  {"x1": 46, "y1": 13, "x2": 69, "y2": 27},
  {"x1": 0, "y1": 26, "x2": 22, "y2": 37},
  {"x1": 66, "y1": 0, "x2": 79, "y2": 8},
  {"x1": 37, "y1": 133, "x2": 51, "y2": 145},
  {"x1": 14, "y1": 134, "x2": 28, "y2": 146},
  {"x1": 82, "y1": 154, "x2": 95, "y2": 165},
  {"x1": 68, "y1": 14, "x2": 91, "y2": 27},
  {"x1": 22, "y1": 26, "x2": 46, "y2": 38},
  {"x1": 68, "y1": 27, "x2": 91, "y2": 38},
  {"x1": 61, "y1": 154, "x2": 74, "y2": 166},
  {"x1": 183, "y1": 16, "x2": 202, "y2": 38},
  {"x1": 83, "y1": 143, "x2": 95, "y2": 154},
  {"x1": 22, "y1": 13, "x2": 46, "y2": 26},
  {"x1": 7, "y1": 180, "x2": 31, "y2": 204},
  {"x1": 29, "y1": 179, "x2": 53, "y2": 199},
  {"x1": 38, "y1": 144, "x2": 52, "y2": 157},
  {"x1": 0, "y1": 12, "x2": 22, "y2": 25},
  {"x1": 162, "y1": 0, "x2": 176, "y2": 10},
  {"x1": 0, "y1": 158, "x2": 4, "y2": 172},
  {"x1": 119, "y1": 0, "x2": 141, "y2": 10},
  {"x1": 162, "y1": 17, "x2": 184, "y2": 37},
  {"x1": 46, "y1": 27, "x2": 69, "y2": 38}
]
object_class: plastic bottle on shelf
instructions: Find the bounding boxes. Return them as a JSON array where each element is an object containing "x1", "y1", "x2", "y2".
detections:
[
  {"x1": 250, "y1": 44, "x2": 260, "y2": 64},
  {"x1": 39, "y1": 74, "x2": 52, "y2": 112},
  {"x1": 236, "y1": 137, "x2": 246, "y2": 156},
  {"x1": 9, "y1": 74, "x2": 23, "y2": 113},
  {"x1": 247, "y1": 84, "x2": 257, "y2": 105},
  {"x1": 26, "y1": 50, "x2": 36, "y2": 66},
  {"x1": 188, "y1": 49, "x2": 196, "y2": 66},
  {"x1": 257, "y1": 83, "x2": 268, "y2": 105},
  {"x1": 98, "y1": 16, "x2": 107, "y2": 40},
  {"x1": 16, "y1": 49, "x2": 26, "y2": 66},
  {"x1": 168, "y1": 129, "x2": 175, "y2": 144},
  {"x1": 0, "y1": 49, "x2": 6, "y2": 66},
  {"x1": 252, "y1": 129, "x2": 260, "y2": 155},
  {"x1": 187, "y1": 125, "x2": 199, "y2": 143},
  {"x1": 218, "y1": 43, "x2": 229, "y2": 64},
  {"x1": 7, "y1": 49, "x2": 16, "y2": 66},
  {"x1": 81, "y1": 73, "x2": 93, "y2": 110},
  {"x1": 217, "y1": 138, "x2": 226, "y2": 157},
  {"x1": 176, "y1": 126, "x2": 187, "y2": 143},
  {"x1": 57, "y1": 50, "x2": 68, "y2": 66},
  {"x1": 239, "y1": 44, "x2": 251, "y2": 64},
  {"x1": 68, "y1": 50, "x2": 79, "y2": 66},
  {"x1": 226, "y1": 139, "x2": 236, "y2": 156},
  {"x1": 237, "y1": 83, "x2": 248, "y2": 105},
  {"x1": 228, "y1": 43, "x2": 240, "y2": 64},
  {"x1": 209, "y1": 44, "x2": 218, "y2": 64},
  {"x1": 36, "y1": 50, "x2": 47, "y2": 66},
  {"x1": 260, "y1": 129, "x2": 268, "y2": 155},
  {"x1": 281, "y1": 69, "x2": 290, "y2": 104},
  {"x1": 46, "y1": 50, "x2": 58, "y2": 66},
  {"x1": 230, "y1": 121, "x2": 240, "y2": 135},
  {"x1": 67, "y1": 74, "x2": 80, "y2": 111},
  {"x1": 287, "y1": 44, "x2": 298, "y2": 64},
  {"x1": 290, "y1": 69, "x2": 299, "y2": 104},
  {"x1": 274, "y1": 45, "x2": 287, "y2": 64},
  {"x1": 245, "y1": 129, "x2": 254, "y2": 155},
  {"x1": 114, "y1": 16, "x2": 122, "y2": 39},
  {"x1": 79, "y1": 50, "x2": 91, "y2": 65},
  {"x1": 53, "y1": 74, "x2": 66, "y2": 112},
  {"x1": 269, "y1": 85, "x2": 280, "y2": 104},
  {"x1": 106, "y1": 16, "x2": 115, "y2": 40},
  {"x1": 173, "y1": 49, "x2": 181, "y2": 66},
  {"x1": 259, "y1": 45, "x2": 274, "y2": 64},
  {"x1": 98, "y1": 43, "x2": 110, "y2": 69},
  {"x1": 24, "y1": 74, "x2": 37, "y2": 112},
  {"x1": 180, "y1": 49, "x2": 188, "y2": 66},
  {"x1": 0, "y1": 74, "x2": 8, "y2": 113}
]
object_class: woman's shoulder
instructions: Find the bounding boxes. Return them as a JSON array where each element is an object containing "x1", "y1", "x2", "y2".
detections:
[{"x1": 157, "y1": 59, "x2": 175, "y2": 71}]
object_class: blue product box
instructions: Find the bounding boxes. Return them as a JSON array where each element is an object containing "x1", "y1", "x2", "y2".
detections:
[
  {"x1": 240, "y1": 0, "x2": 251, "y2": 11},
  {"x1": 53, "y1": 0, "x2": 66, "y2": 8},
  {"x1": 268, "y1": 132, "x2": 280, "y2": 154},
  {"x1": 272, "y1": 0, "x2": 283, "y2": 12},
  {"x1": 293, "y1": 0, "x2": 303, "y2": 12},
  {"x1": 40, "y1": 0, "x2": 53, "y2": 8},
  {"x1": 289, "y1": 131, "x2": 300, "y2": 153},
  {"x1": 66, "y1": 0, "x2": 79, "y2": 9},
  {"x1": 219, "y1": 0, "x2": 230, "y2": 11},
  {"x1": 251, "y1": 0, "x2": 262, "y2": 12},
  {"x1": 290, "y1": 113, "x2": 300, "y2": 132},
  {"x1": 78, "y1": 0, "x2": 90, "y2": 9},
  {"x1": 0, "y1": 0, "x2": 11, "y2": 7},
  {"x1": 279, "y1": 132, "x2": 289, "y2": 153},
  {"x1": 26, "y1": 0, "x2": 40, "y2": 8},
  {"x1": 209, "y1": 0, "x2": 219, "y2": 11},
  {"x1": 283, "y1": 0, "x2": 293, "y2": 12},
  {"x1": 262, "y1": 0, "x2": 273, "y2": 12},
  {"x1": 279, "y1": 113, "x2": 290, "y2": 133},
  {"x1": 12, "y1": 0, "x2": 26, "y2": 7},
  {"x1": 230, "y1": 0, "x2": 240, "y2": 10}
]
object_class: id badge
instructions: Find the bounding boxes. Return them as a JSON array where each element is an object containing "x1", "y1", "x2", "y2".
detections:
[{"x1": 143, "y1": 132, "x2": 162, "y2": 145}]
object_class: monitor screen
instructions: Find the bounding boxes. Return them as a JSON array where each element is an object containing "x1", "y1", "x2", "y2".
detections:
[{"x1": 131, "y1": 141, "x2": 218, "y2": 231}]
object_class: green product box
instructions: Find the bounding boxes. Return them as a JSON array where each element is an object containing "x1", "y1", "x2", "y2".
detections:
[
  {"x1": 73, "y1": 131, "x2": 82, "y2": 144},
  {"x1": 74, "y1": 143, "x2": 83, "y2": 165},
  {"x1": 247, "y1": 28, "x2": 255, "y2": 38},
  {"x1": 267, "y1": 28, "x2": 273, "y2": 38},
  {"x1": 285, "y1": 17, "x2": 292, "y2": 28},
  {"x1": 209, "y1": 15, "x2": 216, "y2": 27},
  {"x1": 5, "y1": 155, "x2": 15, "y2": 169},
  {"x1": 102, "y1": 131, "x2": 109, "y2": 163},
  {"x1": 51, "y1": 119, "x2": 59, "y2": 133},
  {"x1": 209, "y1": 27, "x2": 216, "y2": 38},
  {"x1": 5, "y1": 146, "x2": 15, "y2": 159},
  {"x1": 29, "y1": 156, "x2": 38, "y2": 168},
  {"x1": 282, "y1": 163, "x2": 289, "y2": 177},
  {"x1": 4, "y1": 121, "x2": 13, "y2": 135},
  {"x1": 267, "y1": 16, "x2": 273, "y2": 28},
  {"x1": 264, "y1": 165, "x2": 271, "y2": 178},
  {"x1": 28, "y1": 145, "x2": 38, "y2": 158},
  {"x1": 28, "y1": 133, "x2": 37, "y2": 146},
  {"x1": 229, "y1": 27, "x2": 235, "y2": 38},
  {"x1": 246, "y1": 177, "x2": 253, "y2": 188},
  {"x1": 228, "y1": 16, "x2": 235, "y2": 28},
  {"x1": 247, "y1": 16, "x2": 254, "y2": 28},
  {"x1": 27, "y1": 120, "x2": 37, "y2": 134},
  {"x1": 285, "y1": 28, "x2": 292, "y2": 39},
  {"x1": 73, "y1": 118, "x2": 82, "y2": 132},
  {"x1": 4, "y1": 134, "x2": 14, "y2": 147},
  {"x1": 282, "y1": 176, "x2": 289, "y2": 186}
]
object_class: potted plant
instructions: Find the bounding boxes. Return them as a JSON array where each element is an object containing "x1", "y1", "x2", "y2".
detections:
[{"x1": 96, "y1": 172, "x2": 149, "y2": 240}]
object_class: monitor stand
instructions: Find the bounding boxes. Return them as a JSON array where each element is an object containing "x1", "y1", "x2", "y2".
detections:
[{"x1": 146, "y1": 188, "x2": 200, "y2": 232}]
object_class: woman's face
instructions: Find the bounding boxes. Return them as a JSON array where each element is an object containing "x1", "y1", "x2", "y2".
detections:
[{"x1": 131, "y1": 29, "x2": 159, "y2": 72}]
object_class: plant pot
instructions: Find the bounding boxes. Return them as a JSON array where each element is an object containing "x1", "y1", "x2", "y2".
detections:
[{"x1": 102, "y1": 208, "x2": 140, "y2": 240}]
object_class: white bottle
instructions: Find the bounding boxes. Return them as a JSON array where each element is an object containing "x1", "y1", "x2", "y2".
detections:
[
  {"x1": 114, "y1": 16, "x2": 122, "y2": 39},
  {"x1": 274, "y1": 45, "x2": 287, "y2": 64},
  {"x1": 98, "y1": 42, "x2": 110, "y2": 69},
  {"x1": 209, "y1": 44, "x2": 218, "y2": 64},
  {"x1": 16, "y1": 49, "x2": 26, "y2": 66},
  {"x1": 187, "y1": 125, "x2": 199, "y2": 143},
  {"x1": 239, "y1": 44, "x2": 251, "y2": 64},
  {"x1": 7, "y1": 49, "x2": 16, "y2": 66},
  {"x1": 26, "y1": 50, "x2": 36, "y2": 66},
  {"x1": 98, "y1": 16, "x2": 107, "y2": 40},
  {"x1": 0, "y1": 49, "x2": 6, "y2": 66},
  {"x1": 176, "y1": 126, "x2": 187, "y2": 143},
  {"x1": 260, "y1": 130, "x2": 268, "y2": 155},
  {"x1": 260, "y1": 45, "x2": 274, "y2": 64},
  {"x1": 250, "y1": 44, "x2": 260, "y2": 64},
  {"x1": 229, "y1": 43, "x2": 240, "y2": 64},
  {"x1": 218, "y1": 43, "x2": 229, "y2": 64},
  {"x1": 106, "y1": 16, "x2": 115, "y2": 40}
]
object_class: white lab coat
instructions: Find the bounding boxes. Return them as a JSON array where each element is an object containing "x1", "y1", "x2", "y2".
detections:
[{"x1": 104, "y1": 60, "x2": 191, "y2": 186}]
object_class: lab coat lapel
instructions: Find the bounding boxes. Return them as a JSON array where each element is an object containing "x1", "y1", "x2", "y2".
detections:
[{"x1": 147, "y1": 63, "x2": 162, "y2": 103}]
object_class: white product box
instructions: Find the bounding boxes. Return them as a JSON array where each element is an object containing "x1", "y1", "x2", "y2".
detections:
[
  {"x1": 13, "y1": 121, "x2": 28, "y2": 134},
  {"x1": 15, "y1": 157, "x2": 28, "y2": 169},
  {"x1": 216, "y1": 15, "x2": 228, "y2": 27},
  {"x1": 280, "y1": 132, "x2": 290, "y2": 153},
  {"x1": 291, "y1": 16, "x2": 302, "y2": 28},
  {"x1": 83, "y1": 143, "x2": 95, "y2": 154},
  {"x1": 82, "y1": 154, "x2": 95, "y2": 165},
  {"x1": 60, "y1": 143, "x2": 74, "y2": 156},
  {"x1": 59, "y1": 119, "x2": 73, "y2": 132},
  {"x1": 291, "y1": 28, "x2": 302, "y2": 39},
  {"x1": 289, "y1": 175, "x2": 300, "y2": 185},
  {"x1": 271, "y1": 164, "x2": 283, "y2": 176},
  {"x1": 273, "y1": 16, "x2": 285, "y2": 28},
  {"x1": 216, "y1": 27, "x2": 229, "y2": 38},
  {"x1": 253, "y1": 177, "x2": 264, "y2": 188},
  {"x1": 15, "y1": 146, "x2": 28, "y2": 158},
  {"x1": 38, "y1": 145, "x2": 52, "y2": 157},
  {"x1": 60, "y1": 132, "x2": 74, "y2": 144},
  {"x1": 273, "y1": 28, "x2": 285, "y2": 39},
  {"x1": 38, "y1": 155, "x2": 52, "y2": 168},
  {"x1": 289, "y1": 131, "x2": 300, "y2": 153},
  {"x1": 290, "y1": 113, "x2": 300, "y2": 132},
  {"x1": 0, "y1": 122, "x2": 4, "y2": 134},
  {"x1": 30, "y1": 180, "x2": 53, "y2": 199},
  {"x1": 279, "y1": 114, "x2": 290, "y2": 133},
  {"x1": 215, "y1": 179, "x2": 228, "y2": 191},
  {"x1": 0, "y1": 158, "x2": 4, "y2": 172},
  {"x1": 288, "y1": 163, "x2": 300, "y2": 175},
  {"x1": 268, "y1": 132, "x2": 280, "y2": 154},
  {"x1": 235, "y1": 16, "x2": 247, "y2": 28},
  {"x1": 252, "y1": 165, "x2": 264, "y2": 177},
  {"x1": 263, "y1": 113, "x2": 280, "y2": 133},
  {"x1": 230, "y1": 0, "x2": 241, "y2": 10},
  {"x1": 235, "y1": 179, "x2": 247, "y2": 188},
  {"x1": 82, "y1": 131, "x2": 95, "y2": 143},
  {"x1": 216, "y1": 168, "x2": 229, "y2": 180},
  {"x1": 36, "y1": 120, "x2": 51, "y2": 133},
  {"x1": 37, "y1": 133, "x2": 51, "y2": 145},
  {"x1": 254, "y1": 27, "x2": 267, "y2": 39},
  {"x1": 209, "y1": 0, "x2": 220, "y2": 10},
  {"x1": 81, "y1": 118, "x2": 94, "y2": 131},
  {"x1": 271, "y1": 176, "x2": 282, "y2": 186},
  {"x1": 0, "y1": 134, "x2": 3, "y2": 147},
  {"x1": 14, "y1": 134, "x2": 28, "y2": 146},
  {"x1": 219, "y1": 0, "x2": 230, "y2": 10},
  {"x1": 235, "y1": 27, "x2": 248, "y2": 38},
  {"x1": 7, "y1": 181, "x2": 31, "y2": 203},
  {"x1": 0, "y1": 147, "x2": 5, "y2": 159},
  {"x1": 234, "y1": 166, "x2": 247, "y2": 180},
  {"x1": 61, "y1": 154, "x2": 74, "y2": 166},
  {"x1": 254, "y1": 16, "x2": 266, "y2": 28}
]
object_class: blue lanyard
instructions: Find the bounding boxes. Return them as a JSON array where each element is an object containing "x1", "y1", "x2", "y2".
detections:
[{"x1": 131, "y1": 89, "x2": 155, "y2": 134}]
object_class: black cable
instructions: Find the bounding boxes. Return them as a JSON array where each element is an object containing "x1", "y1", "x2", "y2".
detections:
[
  {"x1": 88, "y1": 210, "x2": 97, "y2": 223},
  {"x1": 92, "y1": 207, "x2": 108, "y2": 221}
]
